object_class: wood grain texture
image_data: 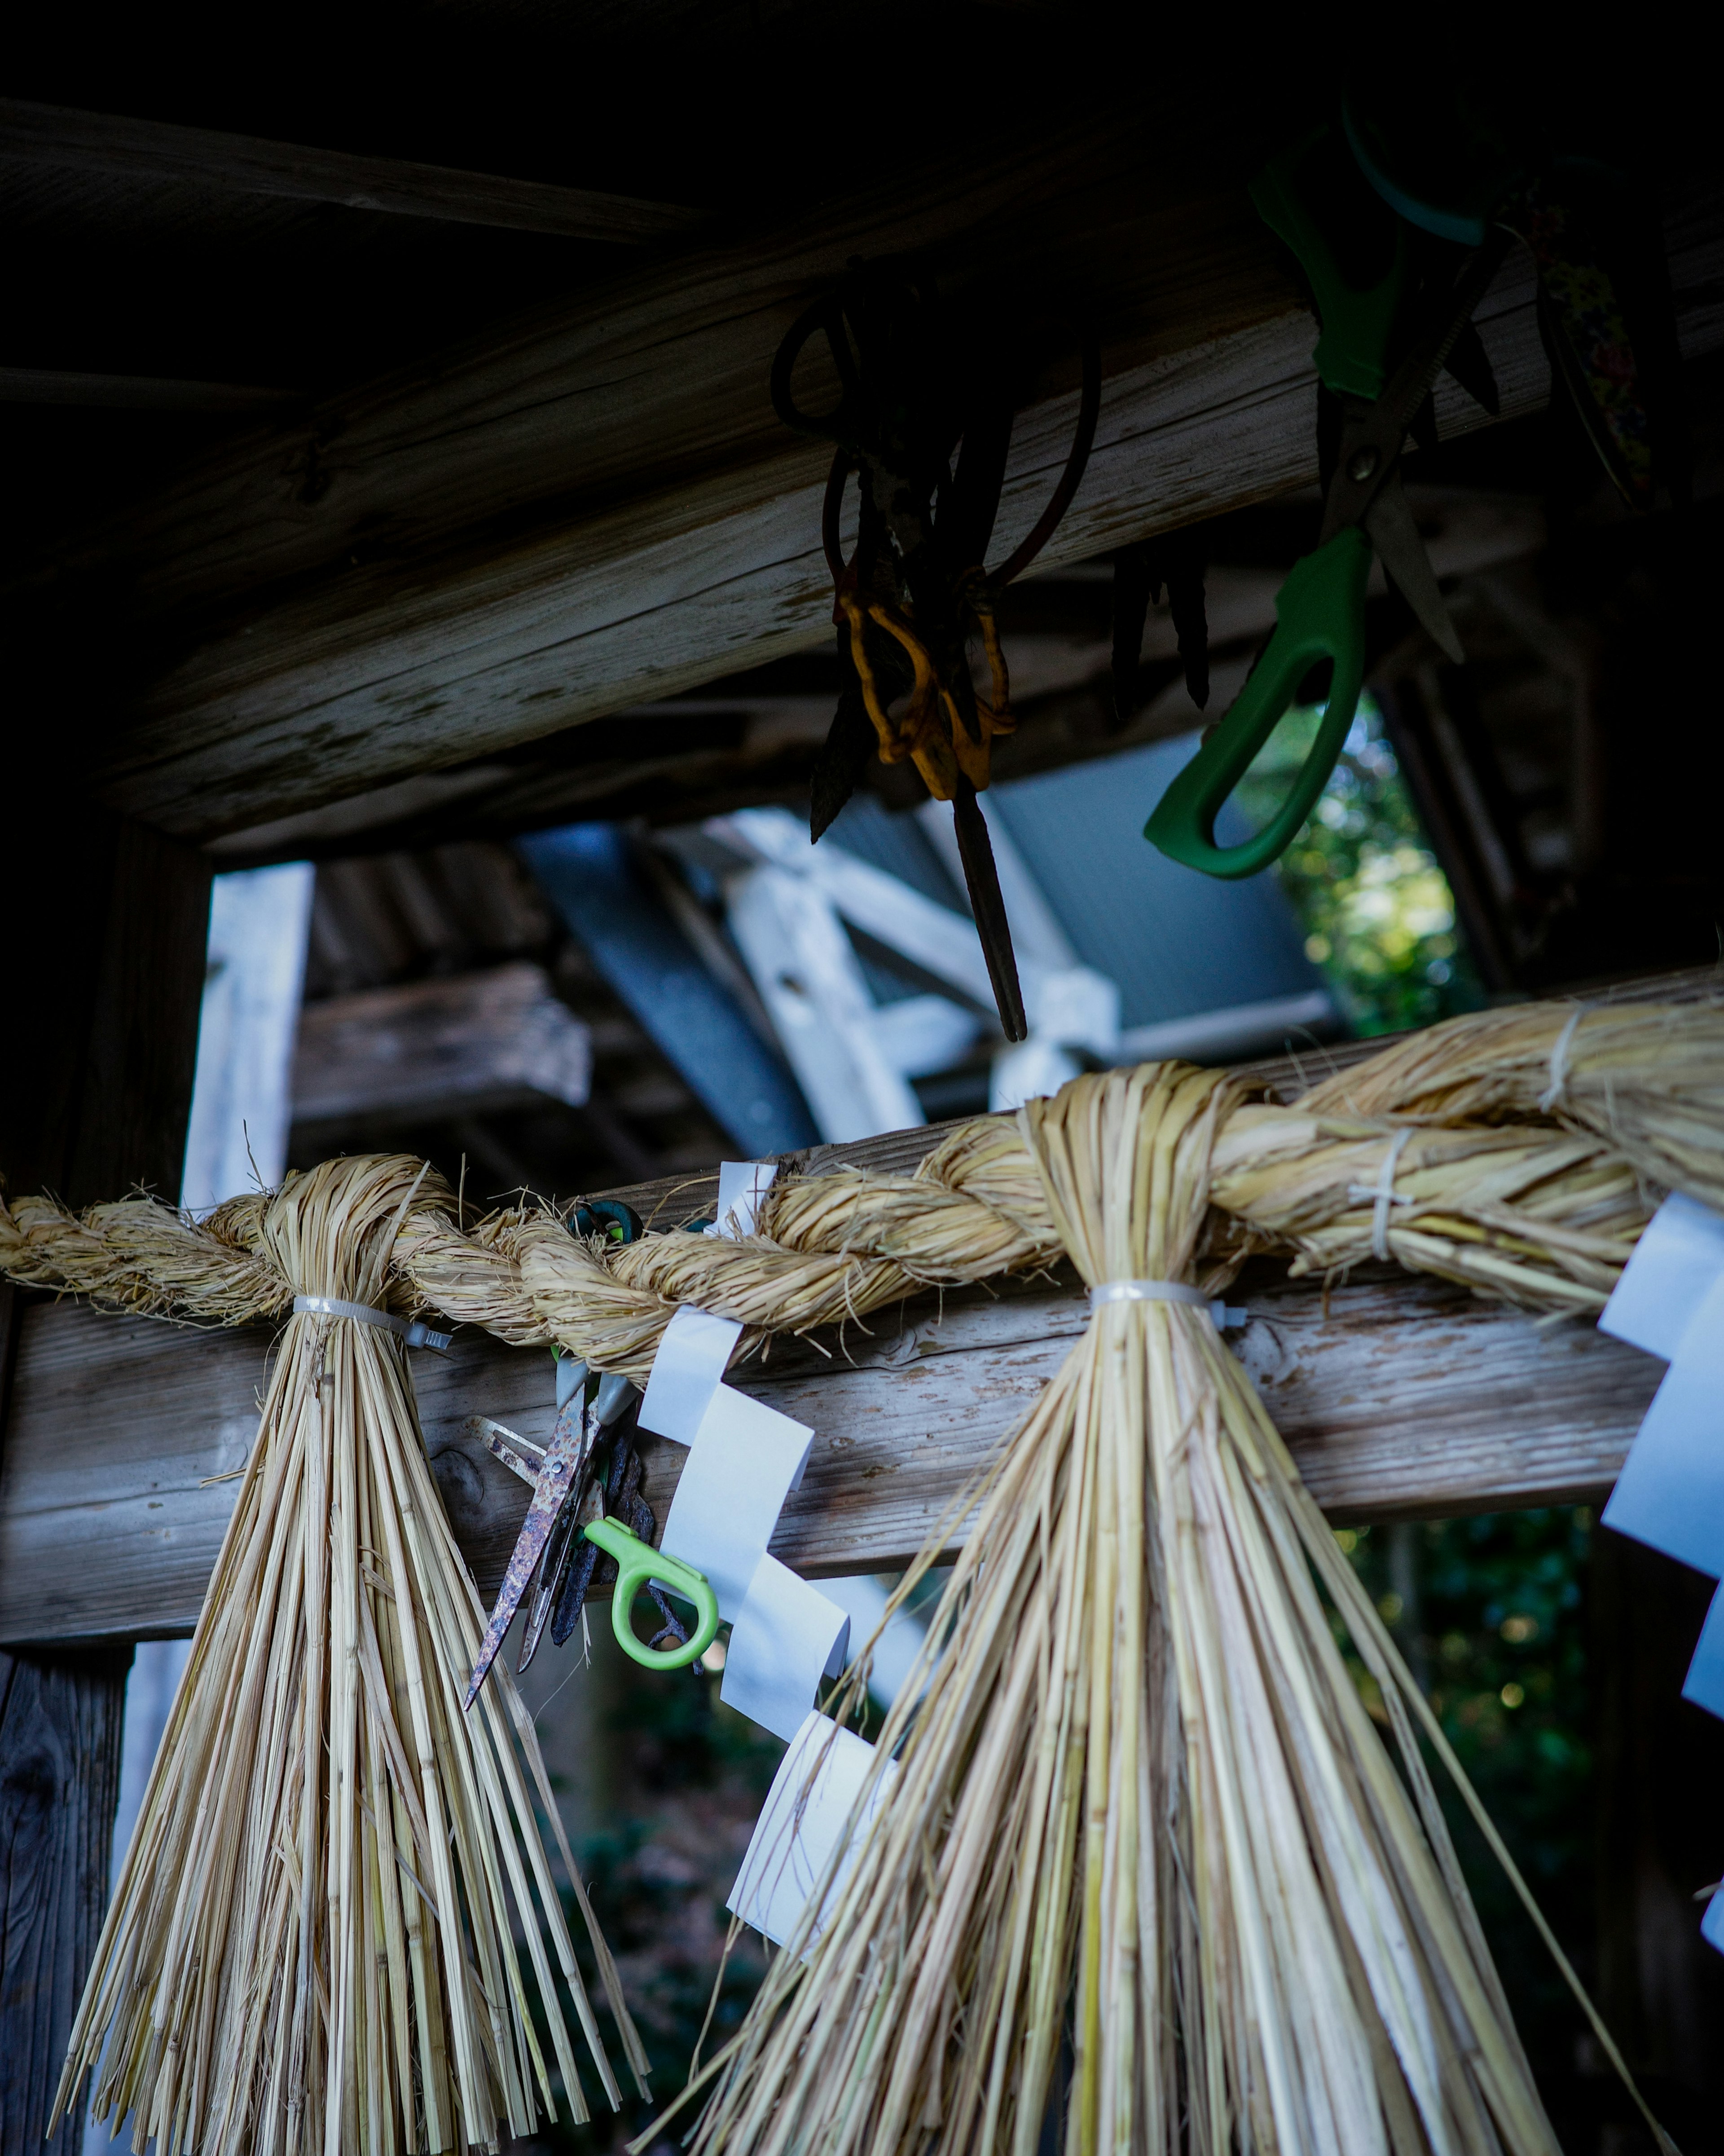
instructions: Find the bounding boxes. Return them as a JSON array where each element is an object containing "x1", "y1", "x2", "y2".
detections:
[
  {"x1": 0, "y1": 1645, "x2": 131, "y2": 2151},
  {"x1": 0, "y1": 1264, "x2": 1658, "y2": 1648},
  {"x1": 0, "y1": 97, "x2": 705, "y2": 243},
  {"x1": 292, "y1": 961, "x2": 593, "y2": 1126},
  {"x1": 31, "y1": 92, "x2": 1718, "y2": 844}
]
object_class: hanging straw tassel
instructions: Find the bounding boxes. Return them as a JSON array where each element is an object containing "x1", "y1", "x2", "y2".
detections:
[
  {"x1": 51, "y1": 1155, "x2": 643, "y2": 2156},
  {"x1": 670, "y1": 1064, "x2": 1647, "y2": 2156}
]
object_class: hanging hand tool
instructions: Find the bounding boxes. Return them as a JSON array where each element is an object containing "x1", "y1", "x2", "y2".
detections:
[
  {"x1": 1340, "y1": 77, "x2": 1662, "y2": 508},
  {"x1": 772, "y1": 258, "x2": 1099, "y2": 1041},
  {"x1": 1111, "y1": 527, "x2": 1210, "y2": 729},
  {"x1": 1145, "y1": 127, "x2": 1509, "y2": 881},
  {"x1": 548, "y1": 1416, "x2": 666, "y2": 1649},
  {"x1": 462, "y1": 1370, "x2": 607, "y2": 1703},
  {"x1": 463, "y1": 1197, "x2": 716, "y2": 1702},
  {"x1": 1147, "y1": 98, "x2": 1670, "y2": 888},
  {"x1": 465, "y1": 1384, "x2": 717, "y2": 1692}
]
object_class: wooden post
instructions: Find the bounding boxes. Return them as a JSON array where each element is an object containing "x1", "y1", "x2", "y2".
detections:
[
  {"x1": 0, "y1": 734, "x2": 210, "y2": 2151},
  {"x1": 0, "y1": 1628, "x2": 130, "y2": 2152}
]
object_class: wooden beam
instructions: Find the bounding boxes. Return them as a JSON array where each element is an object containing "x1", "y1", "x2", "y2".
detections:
[
  {"x1": 291, "y1": 961, "x2": 592, "y2": 1129},
  {"x1": 0, "y1": 97, "x2": 705, "y2": 243},
  {"x1": 0, "y1": 368, "x2": 303, "y2": 413},
  {"x1": 205, "y1": 491, "x2": 1546, "y2": 864},
  {"x1": 3, "y1": 974, "x2": 1698, "y2": 1648},
  {"x1": 25, "y1": 91, "x2": 1718, "y2": 845},
  {"x1": 0, "y1": 1260, "x2": 1655, "y2": 1649}
]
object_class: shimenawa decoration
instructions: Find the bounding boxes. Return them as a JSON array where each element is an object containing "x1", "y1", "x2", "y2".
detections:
[{"x1": 3, "y1": 1000, "x2": 1715, "y2": 2156}]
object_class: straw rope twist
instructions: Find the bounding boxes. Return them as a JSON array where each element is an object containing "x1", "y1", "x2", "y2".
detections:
[{"x1": 5, "y1": 1002, "x2": 1720, "y2": 1366}]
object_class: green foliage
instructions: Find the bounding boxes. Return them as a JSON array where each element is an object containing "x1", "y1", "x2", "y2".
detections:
[
  {"x1": 1337, "y1": 1511, "x2": 1596, "y2": 2072},
  {"x1": 1232, "y1": 696, "x2": 1487, "y2": 1036},
  {"x1": 531, "y1": 1653, "x2": 784, "y2": 2152}
]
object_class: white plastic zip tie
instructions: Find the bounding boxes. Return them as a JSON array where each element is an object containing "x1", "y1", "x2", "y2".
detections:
[
  {"x1": 1089, "y1": 1280, "x2": 1247, "y2": 1327},
  {"x1": 291, "y1": 1295, "x2": 452, "y2": 1352}
]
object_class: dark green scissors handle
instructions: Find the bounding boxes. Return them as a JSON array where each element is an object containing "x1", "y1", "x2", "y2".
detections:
[
  {"x1": 1143, "y1": 527, "x2": 1369, "y2": 879},
  {"x1": 582, "y1": 1516, "x2": 720, "y2": 1672},
  {"x1": 1146, "y1": 127, "x2": 1403, "y2": 882}
]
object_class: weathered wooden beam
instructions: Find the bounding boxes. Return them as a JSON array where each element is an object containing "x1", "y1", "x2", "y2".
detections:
[
  {"x1": 4, "y1": 975, "x2": 1700, "y2": 1650},
  {"x1": 204, "y1": 490, "x2": 1547, "y2": 864},
  {"x1": 0, "y1": 368, "x2": 304, "y2": 413},
  {"x1": 0, "y1": 1261, "x2": 1657, "y2": 1651},
  {"x1": 0, "y1": 97, "x2": 704, "y2": 243},
  {"x1": 30, "y1": 101, "x2": 1720, "y2": 845},
  {"x1": 291, "y1": 961, "x2": 592, "y2": 1129}
]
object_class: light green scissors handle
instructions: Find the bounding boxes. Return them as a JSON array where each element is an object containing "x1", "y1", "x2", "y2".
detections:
[
  {"x1": 1143, "y1": 526, "x2": 1370, "y2": 880},
  {"x1": 582, "y1": 1516, "x2": 721, "y2": 1671}
]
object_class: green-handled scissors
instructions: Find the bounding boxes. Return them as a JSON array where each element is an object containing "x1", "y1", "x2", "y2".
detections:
[
  {"x1": 1145, "y1": 128, "x2": 1508, "y2": 880},
  {"x1": 581, "y1": 1516, "x2": 720, "y2": 1672}
]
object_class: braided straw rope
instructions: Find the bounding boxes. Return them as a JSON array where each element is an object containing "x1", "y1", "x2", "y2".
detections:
[{"x1": 5, "y1": 1002, "x2": 1720, "y2": 1368}]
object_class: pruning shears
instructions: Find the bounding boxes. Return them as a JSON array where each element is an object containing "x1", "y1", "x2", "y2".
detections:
[
  {"x1": 1146, "y1": 127, "x2": 1507, "y2": 880},
  {"x1": 464, "y1": 1384, "x2": 719, "y2": 1699},
  {"x1": 462, "y1": 1199, "x2": 720, "y2": 1704},
  {"x1": 771, "y1": 258, "x2": 1099, "y2": 1040},
  {"x1": 1149, "y1": 99, "x2": 1662, "y2": 885}
]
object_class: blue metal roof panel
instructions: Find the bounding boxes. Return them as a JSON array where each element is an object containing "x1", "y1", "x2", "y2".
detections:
[{"x1": 986, "y1": 737, "x2": 1324, "y2": 1031}]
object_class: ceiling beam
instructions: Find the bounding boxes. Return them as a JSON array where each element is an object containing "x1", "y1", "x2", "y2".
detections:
[
  {"x1": 13, "y1": 96, "x2": 1723, "y2": 847},
  {"x1": 0, "y1": 367, "x2": 303, "y2": 412},
  {"x1": 0, "y1": 97, "x2": 705, "y2": 243}
]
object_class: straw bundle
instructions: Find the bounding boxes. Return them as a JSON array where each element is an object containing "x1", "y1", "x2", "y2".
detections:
[
  {"x1": 3, "y1": 997, "x2": 1719, "y2": 2156},
  {"x1": 47, "y1": 1156, "x2": 643, "y2": 2156},
  {"x1": 668, "y1": 1067, "x2": 1581, "y2": 2156}
]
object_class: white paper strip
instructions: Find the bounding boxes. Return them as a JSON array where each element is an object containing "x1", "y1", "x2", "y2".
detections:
[
  {"x1": 633, "y1": 1225, "x2": 886, "y2": 1833},
  {"x1": 660, "y1": 1385, "x2": 814, "y2": 1618},
  {"x1": 708, "y1": 1160, "x2": 778, "y2": 1239},
  {"x1": 728, "y1": 1711, "x2": 897, "y2": 1947},
  {"x1": 1600, "y1": 1192, "x2": 1724, "y2": 1360},
  {"x1": 1683, "y1": 1586, "x2": 1724, "y2": 1720},
  {"x1": 1600, "y1": 1270, "x2": 1724, "y2": 1579},
  {"x1": 639, "y1": 1305, "x2": 742, "y2": 1442},
  {"x1": 722, "y1": 1556, "x2": 851, "y2": 1740}
]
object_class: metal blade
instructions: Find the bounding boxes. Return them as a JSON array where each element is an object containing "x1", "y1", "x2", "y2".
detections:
[
  {"x1": 466, "y1": 1416, "x2": 544, "y2": 1489},
  {"x1": 521, "y1": 1389, "x2": 621, "y2": 1671},
  {"x1": 550, "y1": 1470, "x2": 611, "y2": 1648},
  {"x1": 518, "y1": 1487, "x2": 583, "y2": 1675},
  {"x1": 1363, "y1": 478, "x2": 1464, "y2": 664},
  {"x1": 465, "y1": 1401, "x2": 588, "y2": 1707},
  {"x1": 1321, "y1": 233, "x2": 1512, "y2": 547},
  {"x1": 951, "y1": 780, "x2": 1027, "y2": 1042},
  {"x1": 1375, "y1": 232, "x2": 1513, "y2": 446}
]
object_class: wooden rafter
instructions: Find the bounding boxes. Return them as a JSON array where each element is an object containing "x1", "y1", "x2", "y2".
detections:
[
  {"x1": 0, "y1": 368, "x2": 303, "y2": 411},
  {"x1": 0, "y1": 97, "x2": 705, "y2": 243},
  {"x1": 23, "y1": 96, "x2": 1718, "y2": 846}
]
